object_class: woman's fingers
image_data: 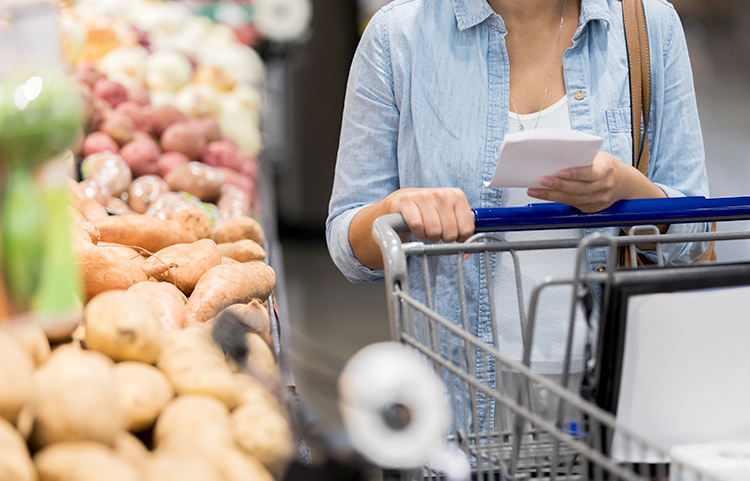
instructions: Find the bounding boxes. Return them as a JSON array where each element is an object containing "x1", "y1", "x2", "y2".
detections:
[{"x1": 386, "y1": 188, "x2": 473, "y2": 243}]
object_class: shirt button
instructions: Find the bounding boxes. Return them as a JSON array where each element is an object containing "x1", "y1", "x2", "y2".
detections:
[
  {"x1": 574, "y1": 90, "x2": 586, "y2": 101},
  {"x1": 595, "y1": 265, "x2": 607, "y2": 273},
  {"x1": 496, "y1": 89, "x2": 501, "y2": 99}
]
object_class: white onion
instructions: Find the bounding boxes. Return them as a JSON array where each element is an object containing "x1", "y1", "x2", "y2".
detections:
[
  {"x1": 97, "y1": 45, "x2": 149, "y2": 89},
  {"x1": 174, "y1": 83, "x2": 221, "y2": 119},
  {"x1": 254, "y1": 0, "x2": 312, "y2": 42},
  {"x1": 146, "y1": 49, "x2": 193, "y2": 93}
]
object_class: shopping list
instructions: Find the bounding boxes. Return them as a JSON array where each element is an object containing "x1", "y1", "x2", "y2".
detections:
[{"x1": 485, "y1": 129, "x2": 604, "y2": 188}]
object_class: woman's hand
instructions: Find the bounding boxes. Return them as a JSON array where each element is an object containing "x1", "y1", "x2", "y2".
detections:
[
  {"x1": 349, "y1": 188, "x2": 474, "y2": 270},
  {"x1": 384, "y1": 188, "x2": 475, "y2": 243},
  {"x1": 527, "y1": 151, "x2": 667, "y2": 213}
]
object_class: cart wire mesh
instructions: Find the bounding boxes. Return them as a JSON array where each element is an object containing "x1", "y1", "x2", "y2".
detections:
[{"x1": 373, "y1": 213, "x2": 750, "y2": 481}]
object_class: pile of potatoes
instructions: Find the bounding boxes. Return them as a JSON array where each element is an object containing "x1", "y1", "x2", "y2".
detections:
[{"x1": 0, "y1": 302, "x2": 292, "y2": 481}]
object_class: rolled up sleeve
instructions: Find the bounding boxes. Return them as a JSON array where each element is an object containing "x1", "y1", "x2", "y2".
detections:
[{"x1": 326, "y1": 9, "x2": 399, "y2": 283}]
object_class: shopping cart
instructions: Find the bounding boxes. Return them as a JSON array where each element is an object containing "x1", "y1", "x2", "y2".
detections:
[{"x1": 370, "y1": 196, "x2": 750, "y2": 481}]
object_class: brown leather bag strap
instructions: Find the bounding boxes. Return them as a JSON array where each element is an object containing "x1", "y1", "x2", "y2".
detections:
[{"x1": 621, "y1": 0, "x2": 651, "y2": 176}]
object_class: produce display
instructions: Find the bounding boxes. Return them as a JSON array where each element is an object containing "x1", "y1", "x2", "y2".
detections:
[{"x1": 0, "y1": 0, "x2": 302, "y2": 479}]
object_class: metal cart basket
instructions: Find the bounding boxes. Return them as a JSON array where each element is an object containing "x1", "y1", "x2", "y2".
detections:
[{"x1": 371, "y1": 196, "x2": 750, "y2": 481}]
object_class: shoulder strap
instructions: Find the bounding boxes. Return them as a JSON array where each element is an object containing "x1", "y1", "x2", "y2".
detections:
[{"x1": 621, "y1": 0, "x2": 651, "y2": 176}]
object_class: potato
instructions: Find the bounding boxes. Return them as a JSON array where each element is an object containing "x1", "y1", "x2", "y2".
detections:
[
  {"x1": 32, "y1": 348, "x2": 124, "y2": 447},
  {"x1": 156, "y1": 329, "x2": 238, "y2": 408},
  {"x1": 85, "y1": 290, "x2": 163, "y2": 364},
  {"x1": 127, "y1": 282, "x2": 187, "y2": 330},
  {"x1": 153, "y1": 394, "x2": 232, "y2": 450},
  {"x1": 152, "y1": 105, "x2": 187, "y2": 137},
  {"x1": 0, "y1": 334, "x2": 35, "y2": 425},
  {"x1": 76, "y1": 63, "x2": 106, "y2": 90},
  {"x1": 114, "y1": 362, "x2": 174, "y2": 432},
  {"x1": 113, "y1": 431, "x2": 151, "y2": 470},
  {"x1": 127, "y1": 86, "x2": 151, "y2": 106},
  {"x1": 93, "y1": 214, "x2": 198, "y2": 253},
  {"x1": 119, "y1": 137, "x2": 161, "y2": 177},
  {"x1": 172, "y1": 206, "x2": 213, "y2": 240},
  {"x1": 99, "y1": 110, "x2": 135, "y2": 146},
  {"x1": 116, "y1": 101, "x2": 154, "y2": 134},
  {"x1": 234, "y1": 373, "x2": 278, "y2": 409},
  {"x1": 106, "y1": 197, "x2": 135, "y2": 215},
  {"x1": 83, "y1": 131, "x2": 119, "y2": 156},
  {"x1": 156, "y1": 151, "x2": 190, "y2": 178},
  {"x1": 232, "y1": 402, "x2": 293, "y2": 475},
  {"x1": 190, "y1": 116, "x2": 222, "y2": 143},
  {"x1": 74, "y1": 241, "x2": 148, "y2": 301},
  {"x1": 218, "y1": 239, "x2": 265, "y2": 263},
  {"x1": 217, "y1": 184, "x2": 251, "y2": 220},
  {"x1": 128, "y1": 175, "x2": 169, "y2": 214},
  {"x1": 81, "y1": 151, "x2": 133, "y2": 196},
  {"x1": 244, "y1": 333, "x2": 279, "y2": 385},
  {"x1": 211, "y1": 300, "x2": 271, "y2": 346},
  {"x1": 143, "y1": 239, "x2": 221, "y2": 295},
  {"x1": 144, "y1": 453, "x2": 222, "y2": 481},
  {"x1": 160, "y1": 122, "x2": 205, "y2": 161},
  {"x1": 202, "y1": 140, "x2": 241, "y2": 170},
  {"x1": 0, "y1": 417, "x2": 37, "y2": 481},
  {"x1": 1, "y1": 318, "x2": 50, "y2": 367},
  {"x1": 93, "y1": 78, "x2": 128, "y2": 107},
  {"x1": 164, "y1": 162, "x2": 223, "y2": 202},
  {"x1": 186, "y1": 262, "x2": 275, "y2": 325},
  {"x1": 34, "y1": 442, "x2": 140, "y2": 481},
  {"x1": 77, "y1": 178, "x2": 112, "y2": 206},
  {"x1": 211, "y1": 215, "x2": 264, "y2": 246}
]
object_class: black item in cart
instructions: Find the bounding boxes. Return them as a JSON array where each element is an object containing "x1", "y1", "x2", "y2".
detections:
[{"x1": 592, "y1": 261, "x2": 750, "y2": 457}]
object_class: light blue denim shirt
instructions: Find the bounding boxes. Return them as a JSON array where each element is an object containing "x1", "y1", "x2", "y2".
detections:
[{"x1": 327, "y1": 0, "x2": 709, "y2": 360}]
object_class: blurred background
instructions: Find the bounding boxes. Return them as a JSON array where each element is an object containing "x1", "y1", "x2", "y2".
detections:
[{"x1": 273, "y1": 0, "x2": 750, "y2": 434}]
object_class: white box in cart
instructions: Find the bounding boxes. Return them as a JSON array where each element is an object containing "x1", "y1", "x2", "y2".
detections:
[
  {"x1": 611, "y1": 286, "x2": 750, "y2": 463},
  {"x1": 670, "y1": 440, "x2": 750, "y2": 481}
]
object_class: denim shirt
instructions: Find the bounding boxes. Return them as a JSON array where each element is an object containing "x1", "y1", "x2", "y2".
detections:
[{"x1": 327, "y1": 0, "x2": 709, "y2": 356}]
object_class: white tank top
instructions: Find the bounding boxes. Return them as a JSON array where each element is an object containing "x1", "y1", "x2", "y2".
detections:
[{"x1": 495, "y1": 95, "x2": 587, "y2": 374}]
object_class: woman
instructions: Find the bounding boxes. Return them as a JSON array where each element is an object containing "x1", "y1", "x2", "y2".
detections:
[{"x1": 327, "y1": 0, "x2": 709, "y2": 427}]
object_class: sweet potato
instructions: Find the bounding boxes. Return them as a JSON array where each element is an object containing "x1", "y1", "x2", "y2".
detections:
[
  {"x1": 222, "y1": 257, "x2": 239, "y2": 265},
  {"x1": 217, "y1": 239, "x2": 265, "y2": 263},
  {"x1": 119, "y1": 137, "x2": 161, "y2": 177},
  {"x1": 0, "y1": 334, "x2": 35, "y2": 425},
  {"x1": 31, "y1": 347, "x2": 124, "y2": 447},
  {"x1": 81, "y1": 151, "x2": 133, "y2": 196},
  {"x1": 73, "y1": 240, "x2": 148, "y2": 301},
  {"x1": 128, "y1": 175, "x2": 169, "y2": 214},
  {"x1": 93, "y1": 214, "x2": 198, "y2": 253},
  {"x1": 164, "y1": 162, "x2": 223, "y2": 202},
  {"x1": 211, "y1": 215, "x2": 264, "y2": 246},
  {"x1": 34, "y1": 442, "x2": 140, "y2": 481},
  {"x1": 114, "y1": 361, "x2": 174, "y2": 432},
  {"x1": 97, "y1": 242, "x2": 147, "y2": 267},
  {"x1": 185, "y1": 262, "x2": 275, "y2": 325},
  {"x1": 143, "y1": 239, "x2": 221, "y2": 295},
  {"x1": 0, "y1": 417, "x2": 37, "y2": 481},
  {"x1": 127, "y1": 282, "x2": 188, "y2": 330},
  {"x1": 211, "y1": 299, "x2": 271, "y2": 346},
  {"x1": 160, "y1": 122, "x2": 205, "y2": 161},
  {"x1": 83, "y1": 131, "x2": 119, "y2": 156},
  {"x1": 156, "y1": 329, "x2": 239, "y2": 408},
  {"x1": 94, "y1": 78, "x2": 128, "y2": 108},
  {"x1": 85, "y1": 290, "x2": 164, "y2": 364}
]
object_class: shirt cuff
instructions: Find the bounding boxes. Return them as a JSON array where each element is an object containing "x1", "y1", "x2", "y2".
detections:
[{"x1": 328, "y1": 206, "x2": 386, "y2": 284}]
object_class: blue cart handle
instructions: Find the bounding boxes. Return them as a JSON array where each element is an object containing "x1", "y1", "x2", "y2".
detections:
[{"x1": 472, "y1": 196, "x2": 750, "y2": 232}]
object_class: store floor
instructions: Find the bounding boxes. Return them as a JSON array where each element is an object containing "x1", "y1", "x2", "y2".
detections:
[{"x1": 281, "y1": 27, "x2": 750, "y2": 468}]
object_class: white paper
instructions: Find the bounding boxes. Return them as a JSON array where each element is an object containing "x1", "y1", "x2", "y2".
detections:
[
  {"x1": 485, "y1": 129, "x2": 604, "y2": 188},
  {"x1": 611, "y1": 286, "x2": 750, "y2": 464}
]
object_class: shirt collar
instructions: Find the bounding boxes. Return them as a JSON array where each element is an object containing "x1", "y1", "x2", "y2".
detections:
[{"x1": 452, "y1": 0, "x2": 611, "y2": 31}]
